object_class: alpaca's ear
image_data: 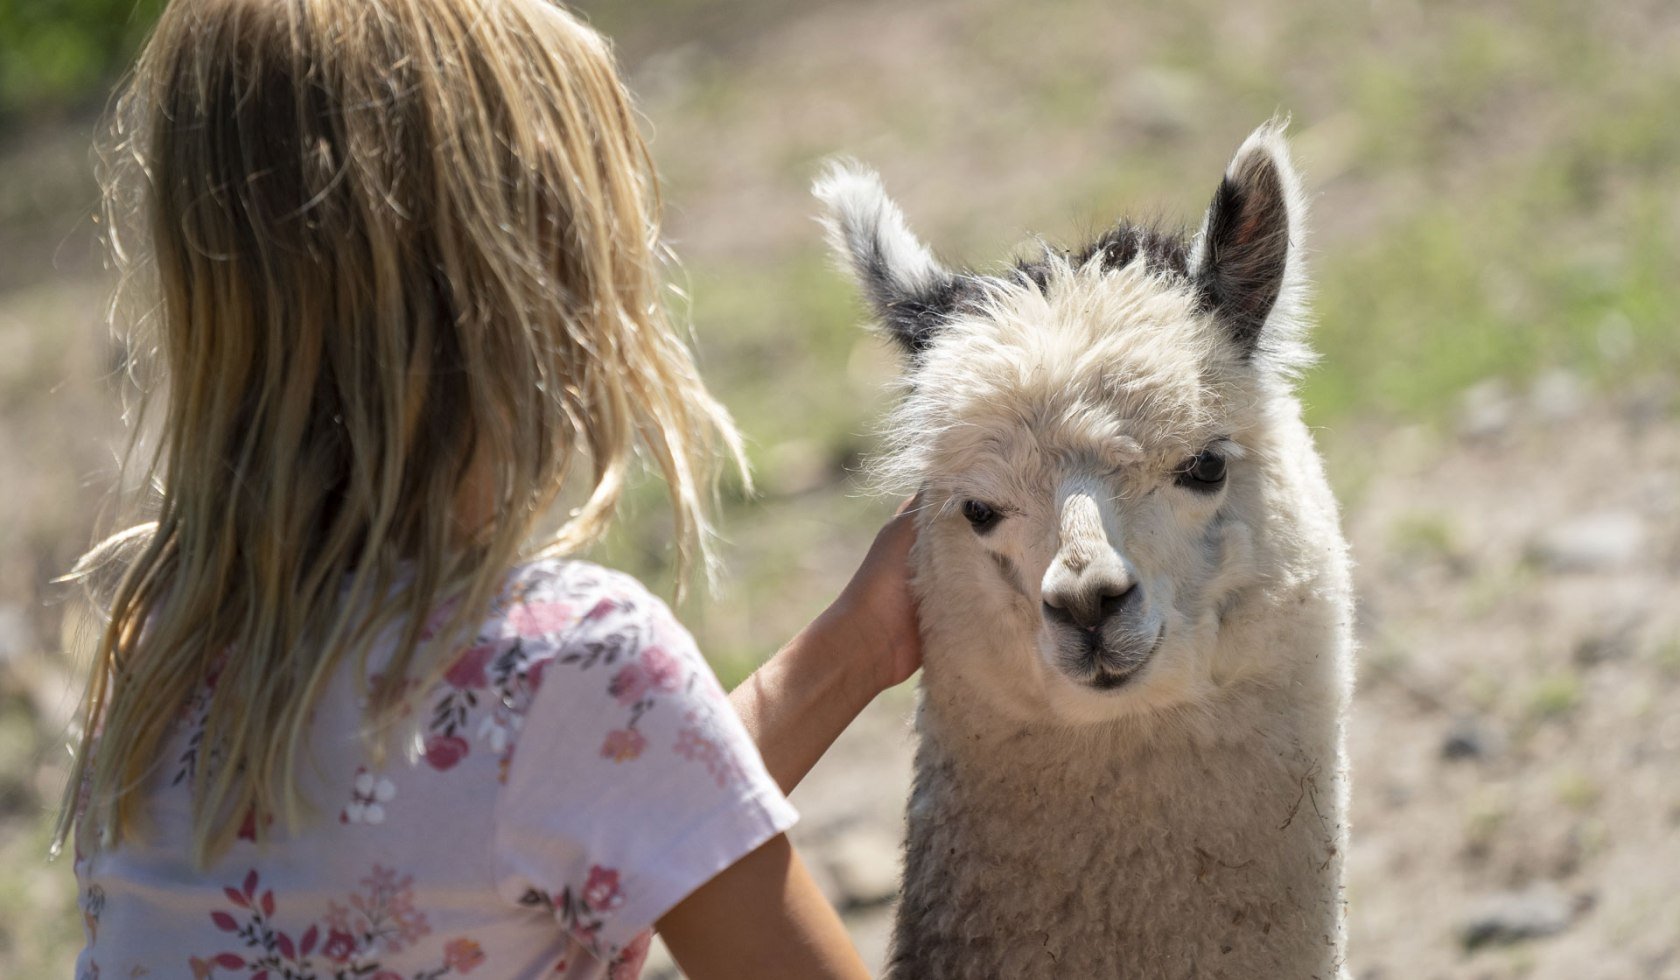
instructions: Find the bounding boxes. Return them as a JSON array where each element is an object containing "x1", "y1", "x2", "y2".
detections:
[
  {"x1": 814, "y1": 162, "x2": 962, "y2": 358},
  {"x1": 1191, "y1": 120, "x2": 1306, "y2": 357}
]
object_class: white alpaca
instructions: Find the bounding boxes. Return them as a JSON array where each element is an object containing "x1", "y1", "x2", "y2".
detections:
[{"x1": 817, "y1": 122, "x2": 1353, "y2": 979}]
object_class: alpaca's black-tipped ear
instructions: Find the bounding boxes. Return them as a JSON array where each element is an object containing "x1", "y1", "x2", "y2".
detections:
[
  {"x1": 1192, "y1": 120, "x2": 1306, "y2": 357},
  {"x1": 814, "y1": 162, "x2": 962, "y2": 358}
]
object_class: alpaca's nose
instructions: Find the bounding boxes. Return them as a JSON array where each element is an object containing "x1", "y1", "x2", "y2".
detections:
[
  {"x1": 1042, "y1": 574, "x2": 1136, "y2": 632},
  {"x1": 1043, "y1": 490, "x2": 1137, "y2": 630}
]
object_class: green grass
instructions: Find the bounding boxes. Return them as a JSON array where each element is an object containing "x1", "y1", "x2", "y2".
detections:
[
  {"x1": 0, "y1": 0, "x2": 166, "y2": 115},
  {"x1": 1387, "y1": 512, "x2": 1460, "y2": 565},
  {"x1": 689, "y1": 250, "x2": 880, "y2": 464},
  {"x1": 1652, "y1": 638, "x2": 1680, "y2": 679},
  {"x1": 1294, "y1": 2, "x2": 1680, "y2": 426},
  {"x1": 1526, "y1": 672, "x2": 1584, "y2": 723},
  {"x1": 0, "y1": 816, "x2": 83, "y2": 976},
  {"x1": 1305, "y1": 168, "x2": 1680, "y2": 427},
  {"x1": 1554, "y1": 769, "x2": 1601, "y2": 812}
]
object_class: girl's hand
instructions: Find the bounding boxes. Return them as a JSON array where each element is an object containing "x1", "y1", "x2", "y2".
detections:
[
  {"x1": 729, "y1": 498, "x2": 923, "y2": 794},
  {"x1": 816, "y1": 495, "x2": 923, "y2": 695}
]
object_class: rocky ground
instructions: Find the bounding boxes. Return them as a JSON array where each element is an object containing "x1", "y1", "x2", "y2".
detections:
[
  {"x1": 1339, "y1": 377, "x2": 1680, "y2": 979},
  {"x1": 640, "y1": 377, "x2": 1680, "y2": 979}
]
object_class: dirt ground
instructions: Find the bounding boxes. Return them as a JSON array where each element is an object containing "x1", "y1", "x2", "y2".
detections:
[{"x1": 1337, "y1": 381, "x2": 1680, "y2": 979}]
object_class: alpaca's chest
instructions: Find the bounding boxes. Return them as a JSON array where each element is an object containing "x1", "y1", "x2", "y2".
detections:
[{"x1": 887, "y1": 731, "x2": 1346, "y2": 980}]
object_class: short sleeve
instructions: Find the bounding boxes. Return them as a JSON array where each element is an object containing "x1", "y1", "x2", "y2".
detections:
[{"x1": 491, "y1": 567, "x2": 797, "y2": 960}]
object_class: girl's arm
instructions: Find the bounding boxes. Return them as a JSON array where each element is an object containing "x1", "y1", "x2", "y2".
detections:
[
  {"x1": 728, "y1": 501, "x2": 921, "y2": 793},
  {"x1": 656, "y1": 505, "x2": 920, "y2": 977},
  {"x1": 656, "y1": 831, "x2": 870, "y2": 979}
]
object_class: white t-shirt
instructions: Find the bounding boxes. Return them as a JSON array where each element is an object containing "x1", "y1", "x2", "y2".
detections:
[{"x1": 73, "y1": 559, "x2": 797, "y2": 979}]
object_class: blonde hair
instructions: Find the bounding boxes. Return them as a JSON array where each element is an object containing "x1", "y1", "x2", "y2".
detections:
[{"x1": 56, "y1": 0, "x2": 744, "y2": 864}]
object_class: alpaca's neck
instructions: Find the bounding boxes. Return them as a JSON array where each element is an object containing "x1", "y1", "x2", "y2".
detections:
[{"x1": 890, "y1": 668, "x2": 1347, "y2": 980}]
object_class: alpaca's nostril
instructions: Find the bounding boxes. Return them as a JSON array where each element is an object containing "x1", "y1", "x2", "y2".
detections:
[
  {"x1": 1044, "y1": 581, "x2": 1138, "y2": 632},
  {"x1": 1098, "y1": 583, "x2": 1137, "y2": 621}
]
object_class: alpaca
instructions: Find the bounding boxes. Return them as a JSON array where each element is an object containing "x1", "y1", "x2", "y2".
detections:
[{"x1": 816, "y1": 121, "x2": 1353, "y2": 979}]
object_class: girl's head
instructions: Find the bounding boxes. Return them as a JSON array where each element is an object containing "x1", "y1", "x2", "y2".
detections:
[{"x1": 61, "y1": 0, "x2": 743, "y2": 862}]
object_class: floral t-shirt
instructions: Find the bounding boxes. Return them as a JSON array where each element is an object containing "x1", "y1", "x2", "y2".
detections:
[{"x1": 73, "y1": 559, "x2": 797, "y2": 980}]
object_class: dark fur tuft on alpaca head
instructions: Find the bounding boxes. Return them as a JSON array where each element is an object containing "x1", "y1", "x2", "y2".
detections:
[{"x1": 817, "y1": 119, "x2": 1308, "y2": 368}]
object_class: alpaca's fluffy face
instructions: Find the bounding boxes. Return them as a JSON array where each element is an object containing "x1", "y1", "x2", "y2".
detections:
[
  {"x1": 818, "y1": 122, "x2": 1308, "y2": 724},
  {"x1": 900, "y1": 268, "x2": 1267, "y2": 723}
]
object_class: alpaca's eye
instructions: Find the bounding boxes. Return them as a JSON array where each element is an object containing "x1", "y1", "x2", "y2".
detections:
[
  {"x1": 1175, "y1": 450, "x2": 1227, "y2": 491},
  {"x1": 961, "y1": 499, "x2": 1002, "y2": 533}
]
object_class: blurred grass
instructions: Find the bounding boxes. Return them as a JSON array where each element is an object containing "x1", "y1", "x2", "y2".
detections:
[
  {"x1": 2, "y1": 0, "x2": 1679, "y2": 972},
  {"x1": 1306, "y1": 92, "x2": 1680, "y2": 424},
  {"x1": 0, "y1": 0, "x2": 166, "y2": 116}
]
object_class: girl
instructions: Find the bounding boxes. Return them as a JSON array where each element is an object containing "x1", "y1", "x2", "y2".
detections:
[{"x1": 56, "y1": 1, "x2": 919, "y2": 977}]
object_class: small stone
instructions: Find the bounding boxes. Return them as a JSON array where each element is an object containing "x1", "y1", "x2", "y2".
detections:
[
  {"x1": 825, "y1": 829, "x2": 902, "y2": 910},
  {"x1": 1441, "y1": 717, "x2": 1501, "y2": 762},
  {"x1": 1458, "y1": 380, "x2": 1515, "y2": 442},
  {"x1": 1528, "y1": 369, "x2": 1585, "y2": 424},
  {"x1": 1573, "y1": 613, "x2": 1642, "y2": 666},
  {"x1": 1458, "y1": 883, "x2": 1579, "y2": 950},
  {"x1": 1596, "y1": 310, "x2": 1635, "y2": 363},
  {"x1": 1526, "y1": 511, "x2": 1645, "y2": 573},
  {"x1": 0, "y1": 603, "x2": 31, "y2": 664}
]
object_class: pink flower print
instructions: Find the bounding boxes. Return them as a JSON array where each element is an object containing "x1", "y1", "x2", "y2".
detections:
[
  {"x1": 235, "y1": 805, "x2": 274, "y2": 842},
  {"x1": 507, "y1": 600, "x2": 573, "y2": 636},
  {"x1": 582, "y1": 597, "x2": 622, "y2": 622},
  {"x1": 81, "y1": 883, "x2": 104, "y2": 942},
  {"x1": 583, "y1": 866, "x2": 625, "y2": 912},
  {"x1": 343, "y1": 768, "x2": 397, "y2": 824},
  {"x1": 445, "y1": 644, "x2": 496, "y2": 689},
  {"x1": 212, "y1": 869, "x2": 273, "y2": 926},
  {"x1": 424, "y1": 734, "x2": 470, "y2": 771},
  {"x1": 608, "y1": 663, "x2": 649, "y2": 705},
  {"x1": 610, "y1": 933, "x2": 654, "y2": 980},
  {"x1": 324, "y1": 865, "x2": 429, "y2": 956},
  {"x1": 443, "y1": 937, "x2": 487, "y2": 972},
  {"x1": 675, "y1": 709, "x2": 748, "y2": 789},
  {"x1": 641, "y1": 646, "x2": 683, "y2": 693},
  {"x1": 321, "y1": 927, "x2": 358, "y2": 961},
  {"x1": 525, "y1": 657, "x2": 549, "y2": 692},
  {"x1": 362, "y1": 865, "x2": 429, "y2": 949},
  {"x1": 371, "y1": 973, "x2": 403, "y2": 980},
  {"x1": 600, "y1": 728, "x2": 646, "y2": 762}
]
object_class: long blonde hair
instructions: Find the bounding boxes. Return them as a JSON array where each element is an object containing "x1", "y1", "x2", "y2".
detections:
[{"x1": 56, "y1": 0, "x2": 744, "y2": 864}]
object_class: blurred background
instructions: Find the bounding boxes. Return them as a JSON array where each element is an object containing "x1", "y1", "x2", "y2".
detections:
[{"x1": 2, "y1": 0, "x2": 1678, "y2": 975}]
